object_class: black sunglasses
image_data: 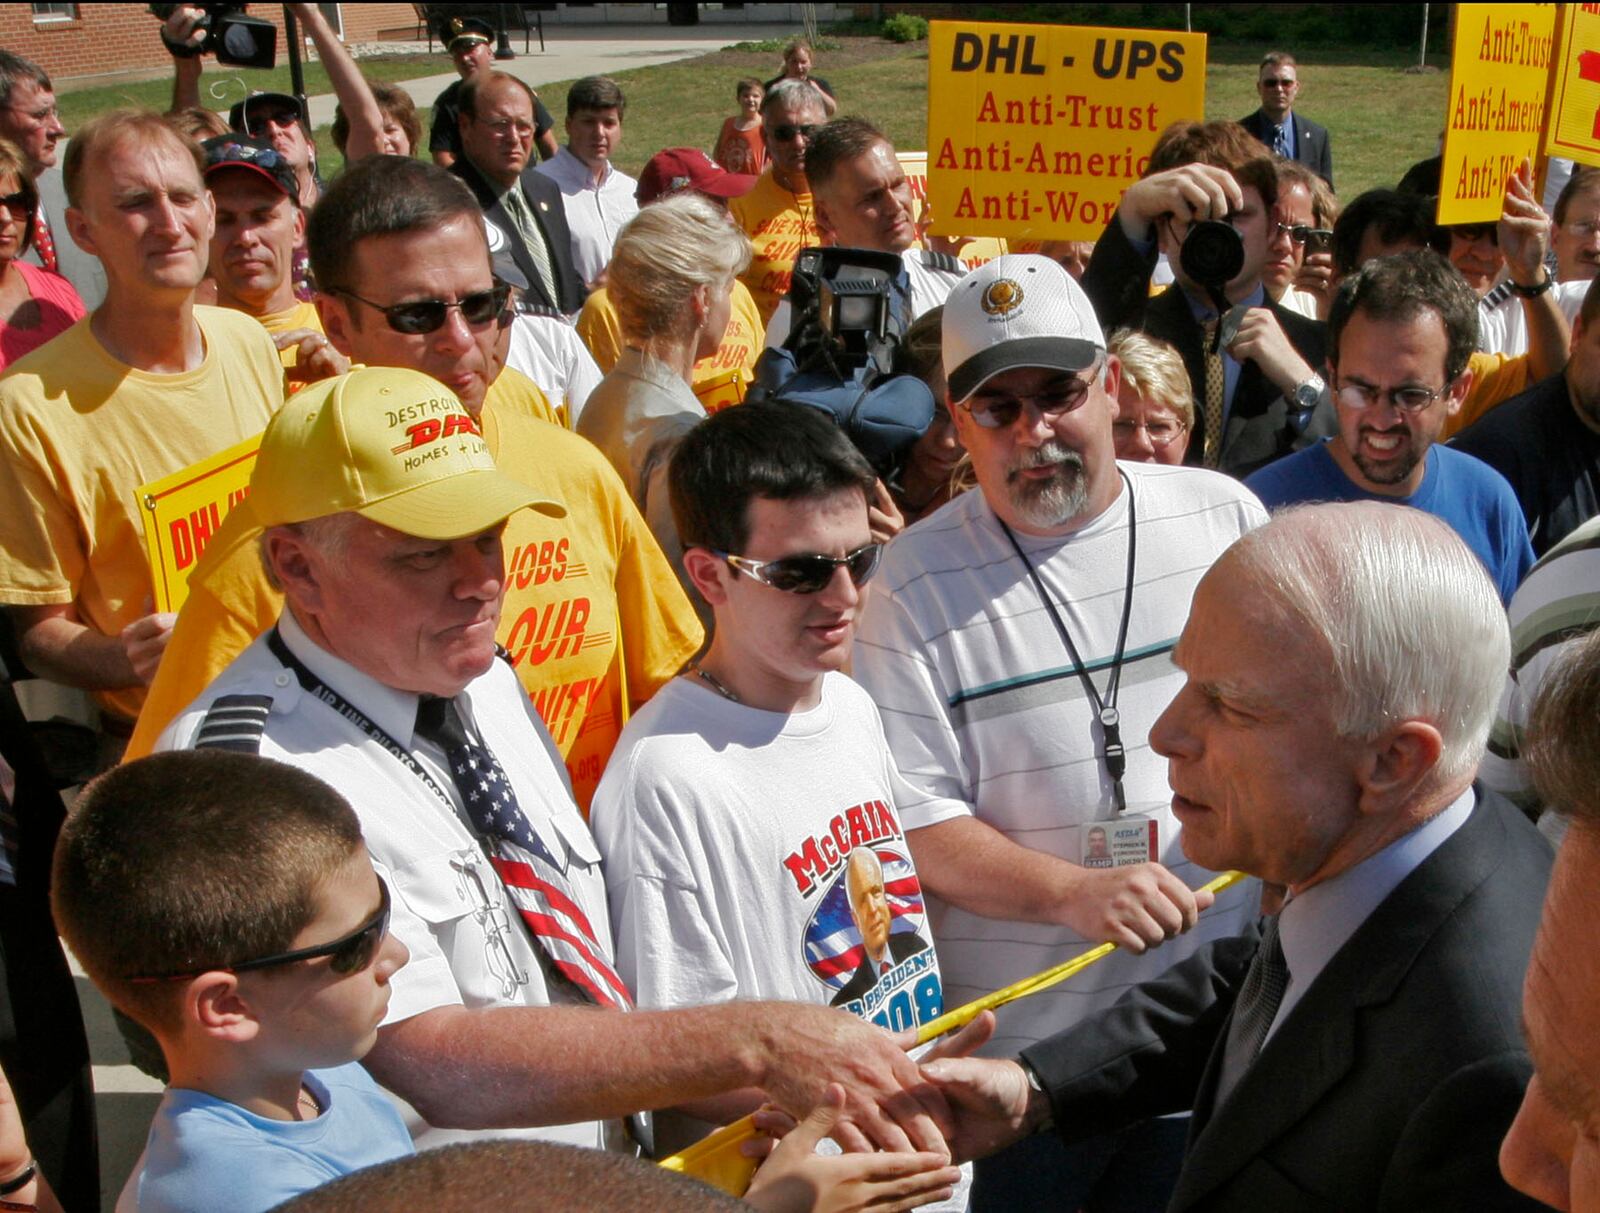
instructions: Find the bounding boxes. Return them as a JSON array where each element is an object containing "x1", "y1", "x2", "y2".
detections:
[
  {"x1": 772, "y1": 123, "x2": 820, "y2": 143},
  {"x1": 336, "y1": 284, "x2": 511, "y2": 335},
  {"x1": 715, "y1": 543, "x2": 882, "y2": 594},
  {"x1": 129, "y1": 878, "x2": 392, "y2": 983},
  {"x1": 0, "y1": 191, "x2": 28, "y2": 212}
]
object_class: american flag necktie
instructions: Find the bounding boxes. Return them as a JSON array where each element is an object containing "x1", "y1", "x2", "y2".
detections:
[
  {"x1": 415, "y1": 695, "x2": 632, "y2": 1009},
  {"x1": 32, "y1": 206, "x2": 57, "y2": 274}
]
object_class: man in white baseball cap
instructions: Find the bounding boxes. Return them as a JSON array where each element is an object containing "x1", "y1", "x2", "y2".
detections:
[{"x1": 853, "y1": 254, "x2": 1269, "y2": 1210}]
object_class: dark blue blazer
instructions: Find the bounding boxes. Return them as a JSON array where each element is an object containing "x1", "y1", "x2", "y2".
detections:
[{"x1": 1240, "y1": 108, "x2": 1334, "y2": 188}]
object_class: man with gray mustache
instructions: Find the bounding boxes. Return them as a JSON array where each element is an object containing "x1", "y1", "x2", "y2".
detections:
[{"x1": 853, "y1": 254, "x2": 1269, "y2": 1211}]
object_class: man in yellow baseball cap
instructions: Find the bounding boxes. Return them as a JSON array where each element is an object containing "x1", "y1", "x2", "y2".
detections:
[{"x1": 152, "y1": 365, "x2": 967, "y2": 1162}]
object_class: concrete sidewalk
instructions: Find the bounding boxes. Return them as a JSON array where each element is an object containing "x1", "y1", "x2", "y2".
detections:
[{"x1": 304, "y1": 23, "x2": 804, "y2": 125}]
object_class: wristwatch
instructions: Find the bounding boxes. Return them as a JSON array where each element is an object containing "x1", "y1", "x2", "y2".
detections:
[
  {"x1": 1020, "y1": 1059, "x2": 1056, "y2": 1132},
  {"x1": 1506, "y1": 271, "x2": 1554, "y2": 298},
  {"x1": 1287, "y1": 372, "x2": 1326, "y2": 414}
]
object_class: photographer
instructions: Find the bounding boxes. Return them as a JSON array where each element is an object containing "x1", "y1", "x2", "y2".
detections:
[
  {"x1": 1081, "y1": 120, "x2": 1332, "y2": 477},
  {"x1": 164, "y1": 4, "x2": 389, "y2": 199}
]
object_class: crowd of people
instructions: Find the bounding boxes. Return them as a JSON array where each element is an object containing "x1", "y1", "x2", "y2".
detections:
[{"x1": 0, "y1": 13, "x2": 1596, "y2": 1212}]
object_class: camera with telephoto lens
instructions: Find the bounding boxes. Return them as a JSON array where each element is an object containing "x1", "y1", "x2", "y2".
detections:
[
  {"x1": 150, "y1": 3, "x2": 277, "y2": 70},
  {"x1": 1179, "y1": 219, "x2": 1246, "y2": 291}
]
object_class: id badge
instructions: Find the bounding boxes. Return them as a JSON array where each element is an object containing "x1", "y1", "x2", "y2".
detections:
[{"x1": 1073, "y1": 810, "x2": 1160, "y2": 869}]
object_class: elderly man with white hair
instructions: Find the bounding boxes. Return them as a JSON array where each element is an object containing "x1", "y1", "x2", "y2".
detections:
[{"x1": 921, "y1": 501, "x2": 1554, "y2": 1212}]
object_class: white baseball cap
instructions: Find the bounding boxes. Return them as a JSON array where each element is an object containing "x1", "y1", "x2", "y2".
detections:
[{"x1": 942, "y1": 254, "x2": 1106, "y2": 404}]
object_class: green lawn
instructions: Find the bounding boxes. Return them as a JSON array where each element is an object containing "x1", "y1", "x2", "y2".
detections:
[
  {"x1": 384, "y1": 38, "x2": 1446, "y2": 198},
  {"x1": 57, "y1": 54, "x2": 453, "y2": 135},
  {"x1": 63, "y1": 36, "x2": 1452, "y2": 202}
]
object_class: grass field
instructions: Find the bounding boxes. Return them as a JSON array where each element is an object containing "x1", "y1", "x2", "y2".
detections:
[
  {"x1": 55, "y1": 54, "x2": 455, "y2": 135},
  {"x1": 60, "y1": 36, "x2": 1452, "y2": 200}
]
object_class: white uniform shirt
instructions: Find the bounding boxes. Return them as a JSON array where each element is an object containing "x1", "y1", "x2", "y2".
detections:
[
  {"x1": 156, "y1": 611, "x2": 615, "y2": 1153},
  {"x1": 534, "y1": 147, "x2": 639, "y2": 286},
  {"x1": 505, "y1": 311, "x2": 605, "y2": 428}
]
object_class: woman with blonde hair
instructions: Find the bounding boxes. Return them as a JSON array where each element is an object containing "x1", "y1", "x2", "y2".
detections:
[
  {"x1": 577, "y1": 192, "x2": 751, "y2": 588},
  {"x1": 1108, "y1": 329, "x2": 1193, "y2": 466},
  {"x1": 0, "y1": 136, "x2": 84, "y2": 370}
]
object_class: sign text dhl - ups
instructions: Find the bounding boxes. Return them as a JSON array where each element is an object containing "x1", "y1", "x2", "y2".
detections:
[{"x1": 926, "y1": 20, "x2": 1207, "y2": 241}]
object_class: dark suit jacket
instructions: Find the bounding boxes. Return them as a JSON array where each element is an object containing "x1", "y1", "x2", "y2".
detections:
[
  {"x1": 1449, "y1": 372, "x2": 1600, "y2": 558},
  {"x1": 830, "y1": 931, "x2": 929, "y2": 1008},
  {"x1": 450, "y1": 156, "x2": 585, "y2": 315},
  {"x1": 1082, "y1": 220, "x2": 1335, "y2": 478},
  {"x1": 1020, "y1": 788, "x2": 1550, "y2": 1212},
  {"x1": 1239, "y1": 108, "x2": 1334, "y2": 188}
]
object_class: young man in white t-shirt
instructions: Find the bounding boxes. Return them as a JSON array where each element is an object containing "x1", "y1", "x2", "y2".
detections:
[{"x1": 591, "y1": 402, "x2": 966, "y2": 1206}]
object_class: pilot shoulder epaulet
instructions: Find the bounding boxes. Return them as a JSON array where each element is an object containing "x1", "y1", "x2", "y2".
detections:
[
  {"x1": 193, "y1": 692, "x2": 274, "y2": 753},
  {"x1": 918, "y1": 249, "x2": 967, "y2": 276}
]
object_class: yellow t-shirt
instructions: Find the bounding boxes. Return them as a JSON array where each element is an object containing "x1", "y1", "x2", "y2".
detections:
[
  {"x1": 574, "y1": 281, "x2": 764, "y2": 414},
  {"x1": 125, "y1": 373, "x2": 702, "y2": 812},
  {"x1": 729, "y1": 169, "x2": 823, "y2": 324},
  {"x1": 1443, "y1": 350, "x2": 1533, "y2": 440},
  {"x1": 256, "y1": 300, "x2": 325, "y2": 371},
  {"x1": 0, "y1": 306, "x2": 285, "y2": 721}
]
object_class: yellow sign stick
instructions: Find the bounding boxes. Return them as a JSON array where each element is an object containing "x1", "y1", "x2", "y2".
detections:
[{"x1": 659, "y1": 869, "x2": 1249, "y2": 1195}]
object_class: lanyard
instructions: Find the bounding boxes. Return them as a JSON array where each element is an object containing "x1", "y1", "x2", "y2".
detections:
[
  {"x1": 266, "y1": 627, "x2": 457, "y2": 815},
  {"x1": 997, "y1": 468, "x2": 1138, "y2": 813}
]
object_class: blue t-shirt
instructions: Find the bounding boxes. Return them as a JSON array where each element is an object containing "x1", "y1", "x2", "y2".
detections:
[
  {"x1": 133, "y1": 1062, "x2": 413, "y2": 1213},
  {"x1": 1245, "y1": 440, "x2": 1534, "y2": 603}
]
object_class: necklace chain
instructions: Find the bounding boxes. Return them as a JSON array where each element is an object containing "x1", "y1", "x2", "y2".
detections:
[{"x1": 692, "y1": 665, "x2": 741, "y2": 704}]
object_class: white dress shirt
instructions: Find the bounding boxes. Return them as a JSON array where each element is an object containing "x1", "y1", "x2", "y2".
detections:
[{"x1": 535, "y1": 146, "x2": 639, "y2": 286}]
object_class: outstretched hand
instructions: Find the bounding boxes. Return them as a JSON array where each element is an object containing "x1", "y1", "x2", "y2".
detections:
[{"x1": 744, "y1": 1085, "x2": 962, "y2": 1213}]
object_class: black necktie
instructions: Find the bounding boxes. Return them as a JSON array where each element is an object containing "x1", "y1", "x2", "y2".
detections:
[
  {"x1": 1216, "y1": 914, "x2": 1289, "y2": 1105},
  {"x1": 414, "y1": 695, "x2": 631, "y2": 1009}
]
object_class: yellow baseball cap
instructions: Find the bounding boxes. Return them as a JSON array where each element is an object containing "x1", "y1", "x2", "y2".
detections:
[{"x1": 250, "y1": 367, "x2": 565, "y2": 538}]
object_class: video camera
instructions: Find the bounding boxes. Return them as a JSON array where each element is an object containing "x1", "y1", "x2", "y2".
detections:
[
  {"x1": 750, "y1": 248, "x2": 935, "y2": 478},
  {"x1": 151, "y1": 3, "x2": 277, "y2": 70}
]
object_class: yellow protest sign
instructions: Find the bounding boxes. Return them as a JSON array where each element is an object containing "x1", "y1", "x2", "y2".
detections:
[
  {"x1": 925, "y1": 20, "x2": 1206, "y2": 242},
  {"x1": 1437, "y1": 3, "x2": 1558, "y2": 225},
  {"x1": 137, "y1": 433, "x2": 261, "y2": 614},
  {"x1": 895, "y1": 150, "x2": 1010, "y2": 265},
  {"x1": 1542, "y1": 3, "x2": 1600, "y2": 168}
]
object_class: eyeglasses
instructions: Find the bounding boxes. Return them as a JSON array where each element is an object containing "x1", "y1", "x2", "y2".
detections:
[
  {"x1": 477, "y1": 117, "x2": 535, "y2": 137},
  {"x1": 962, "y1": 367, "x2": 1099, "y2": 429},
  {"x1": 4, "y1": 103, "x2": 59, "y2": 123},
  {"x1": 1113, "y1": 417, "x2": 1187, "y2": 447},
  {"x1": 0, "y1": 192, "x2": 29, "y2": 213},
  {"x1": 771, "y1": 123, "x2": 820, "y2": 143},
  {"x1": 1450, "y1": 224, "x2": 1498, "y2": 246},
  {"x1": 336, "y1": 284, "x2": 511, "y2": 335},
  {"x1": 714, "y1": 543, "x2": 883, "y2": 594},
  {"x1": 1561, "y1": 219, "x2": 1600, "y2": 238},
  {"x1": 129, "y1": 878, "x2": 392, "y2": 983},
  {"x1": 1273, "y1": 223, "x2": 1332, "y2": 246},
  {"x1": 1261, "y1": 77, "x2": 1296, "y2": 88},
  {"x1": 1335, "y1": 380, "x2": 1455, "y2": 413}
]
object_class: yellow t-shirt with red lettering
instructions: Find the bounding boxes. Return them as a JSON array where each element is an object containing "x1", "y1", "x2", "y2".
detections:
[
  {"x1": 126, "y1": 369, "x2": 702, "y2": 811},
  {"x1": 0, "y1": 306, "x2": 284, "y2": 722},
  {"x1": 729, "y1": 169, "x2": 823, "y2": 324},
  {"x1": 574, "y1": 281, "x2": 764, "y2": 414}
]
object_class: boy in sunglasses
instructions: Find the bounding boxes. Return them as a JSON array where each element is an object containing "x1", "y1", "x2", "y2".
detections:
[
  {"x1": 591, "y1": 403, "x2": 969, "y2": 1203},
  {"x1": 52, "y1": 750, "x2": 413, "y2": 1211}
]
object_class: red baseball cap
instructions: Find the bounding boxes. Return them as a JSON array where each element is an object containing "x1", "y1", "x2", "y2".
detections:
[{"x1": 635, "y1": 148, "x2": 756, "y2": 206}]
